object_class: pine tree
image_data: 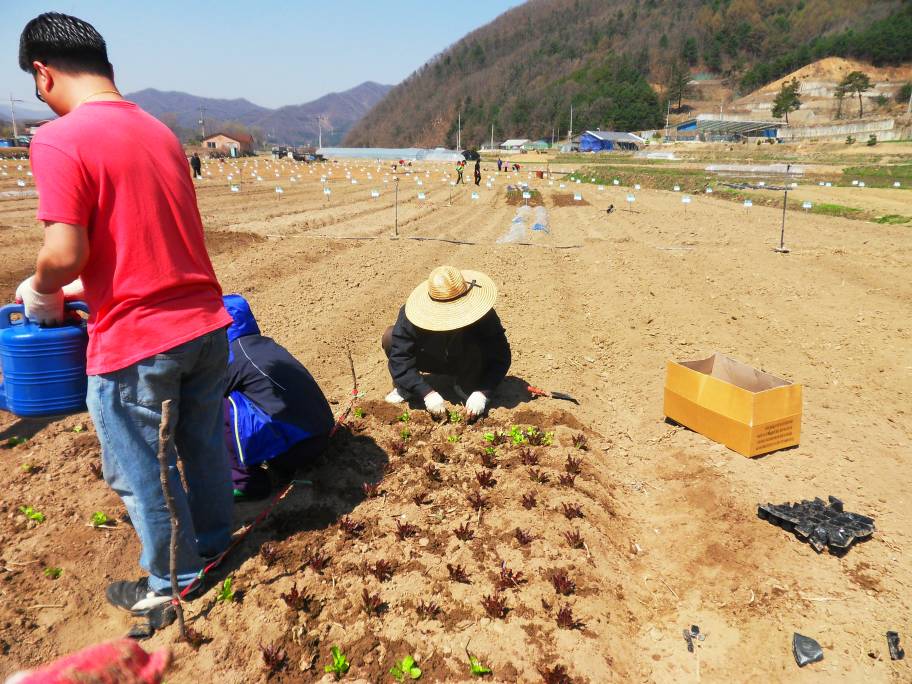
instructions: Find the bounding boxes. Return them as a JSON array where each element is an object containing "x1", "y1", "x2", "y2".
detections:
[
  {"x1": 838, "y1": 71, "x2": 873, "y2": 118},
  {"x1": 666, "y1": 63, "x2": 691, "y2": 110},
  {"x1": 771, "y1": 78, "x2": 801, "y2": 125}
]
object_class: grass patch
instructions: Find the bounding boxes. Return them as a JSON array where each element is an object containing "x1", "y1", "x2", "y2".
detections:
[
  {"x1": 839, "y1": 163, "x2": 912, "y2": 188},
  {"x1": 873, "y1": 214, "x2": 911, "y2": 225},
  {"x1": 810, "y1": 203, "x2": 866, "y2": 219},
  {"x1": 505, "y1": 187, "x2": 543, "y2": 206}
]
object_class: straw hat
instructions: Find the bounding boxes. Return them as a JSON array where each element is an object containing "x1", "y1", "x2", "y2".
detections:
[{"x1": 404, "y1": 266, "x2": 497, "y2": 331}]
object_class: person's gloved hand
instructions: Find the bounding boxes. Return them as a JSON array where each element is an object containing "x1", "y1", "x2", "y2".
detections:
[
  {"x1": 465, "y1": 391, "x2": 488, "y2": 419},
  {"x1": 424, "y1": 391, "x2": 446, "y2": 417},
  {"x1": 15, "y1": 276, "x2": 64, "y2": 326},
  {"x1": 62, "y1": 277, "x2": 85, "y2": 301}
]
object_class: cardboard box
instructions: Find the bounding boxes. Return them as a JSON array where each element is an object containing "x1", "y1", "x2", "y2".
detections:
[{"x1": 664, "y1": 353, "x2": 802, "y2": 457}]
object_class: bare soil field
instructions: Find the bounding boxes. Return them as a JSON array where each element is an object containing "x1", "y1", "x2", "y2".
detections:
[{"x1": 0, "y1": 155, "x2": 910, "y2": 683}]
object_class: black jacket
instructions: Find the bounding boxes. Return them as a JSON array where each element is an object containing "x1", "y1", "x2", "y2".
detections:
[
  {"x1": 388, "y1": 306, "x2": 511, "y2": 398},
  {"x1": 226, "y1": 334, "x2": 334, "y2": 437}
]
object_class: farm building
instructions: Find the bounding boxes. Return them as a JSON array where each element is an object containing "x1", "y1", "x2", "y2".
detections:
[
  {"x1": 202, "y1": 132, "x2": 254, "y2": 156},
  {"x1": 522, "y1": 139, "x2": 551, "y2": 151},
  {"x1": 576, "y1": 130, "x2": 645, "y2": 152},
  {"x1": 500, "y1": 138, "x2": 530, "y2": 151},
  {"x1": 673, "y1": 116, "x2": 780, "y2": 142}
]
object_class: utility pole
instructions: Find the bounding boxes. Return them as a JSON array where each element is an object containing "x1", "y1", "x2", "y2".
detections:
[
  {"x1": 490, "y1": 123, "x2": 494, "y2": 151},
  {"x1": 907, "y1": 86, "x2": 912, "y2": 115},
  {"x1": 316, "y1": 116, "x2": 323, "y2": 149},
  {"x1": 9, "y1": 94, "x2": 24, "y2": 140},
  {"x1": 665, "y1": 99, "x2": 671, "y2": 141},
  {"x1": 568, "y1": 103, "x2": 573, "y2": 144},
  {"x1": 198, "y1": 105, "x2": 206, "y2": 139},
  {"x1": 457, "y1": 112, "x2": 461, "y2": 150}
]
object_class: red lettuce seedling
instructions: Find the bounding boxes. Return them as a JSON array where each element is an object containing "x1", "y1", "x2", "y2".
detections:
[
  {"x1": 339, "y1": 516, "x2": 365, "y2": 538},
  {"x1": 540, "y1": 664, "x2": 574, "y2": 684},
  {"x1": 370, "y1": 559, "x2": 396, "y2": 582},
  {"x1": 415, "y1": 599, "x2": 441, "y2": 619},
  {"x1": 431, "y1": 446, "x2": 449, "y2": 463},
  {"x1": 362, "y1": 482, "x2": 381, "y2": 498},
  {"x1": 390, "y1": 440, "x2": 408, "y2": 456},
  {"x1": 306, "y1": 550, "x2": 331, "y2": 573},
  {"x1": 480, "y1": 450, "x2": 498, "y2": 469},
  {"x1": 558, "y1": 473, "x2": 577, "y2": 487},
  {"x1": 528, "y1": 468, "x2": 550, "y2": 484},
  {"x1": 521, "y1": 492, "x2": 537, "y2": 509},
  {"x1": 467, "y1": 491, "x2": 487, "y2": 511},
  {"x1": 556, "y1": 604, "x2": 584, "y2": 630},
  {"x1": 362, "y1": 588, "x2": 387, "y2": 616},
  {"x1": 550, "y1": 571, "x2": 576, "y2": 596},
  {"x1": 424, "y1": 463, "x2": 442, "y2": 482},
  {"x1": 571, "y1": 433, "x2": 588, "y2": 451},
  {"x1": 514, "y1": 528, "x2": 535, "y2": 546},
  {"x1": 475, "y1": 470, "x2": 496, "y2": 488},
  {"x1": 280, "y1": 583, "x2": 314, "y2": 611},
  {"x1": 412, "y1": 491, "x2": 432, "y2": 506},
  {"x1": 496, "y1": 563, "x2": 526, "y2": 591},
  {"x1": 181, "y1": 625, "x2": 208, "y2": 649},
  {"x1": 519, "y1": 448, "x2": 539, "y2": 466},
  {"x1": 447, "y1": 563, "x2": 471, "y2": 583},
  {"x1": 260, "y1": 642, "x2": 287, "y2": 673},
  {"x1": 561, "y1": 502, "x2": 583, "y2": 520},
  {"x1": 396, "y1": 520, "x2": 419, "y2": 540},
  {"x1": 259, "y1": 541, "x2": 280, "y2": 566},
  {"x1": 565, "y1": 455, "x2": 583, "y2": 474},
  {"x1": 454, "y1": 522, "x2": 475, "y2": 541},
  {"x1": 481, "y1": 593, "x2": 509, "y2": 619}
]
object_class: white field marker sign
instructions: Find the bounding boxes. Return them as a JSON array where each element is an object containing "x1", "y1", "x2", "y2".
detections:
[
  {"x1": 613, "y1": 179, "x2": 619, "y2": 185},
  {"x1": 418, "y1": 192, "x2": 426, "y2": 200},
  {"x1": 858, "y1": 181, "x2": 865, "y2": 187},
  {"x1": 486, "y1": 182, "x2": 493, "y2": 189},
  {"x1": 574, "y1": 193, "x2": 583, "y2": 201},
  {"x1": 758, "y1": 181, "x2": 765, "y2": 187},
  {"x1": 634, "y1": 184, "x2": 641, "y2": 190},
  {"x1": 324, "y1": 187, "x2": 331, "y2": 196},
  {"x1": 682, "y1": 194, "x2": 691, "y2": 213},
  {"x1": 371, "y1": 190, "x2": 380, "y2": 198},
  {"x1": 626, "y1": 193, "x2": 634, "y2": 210},
  {"x1": 471, "y1": 192, "x2": 479, "y2": 200},
  {"x1": 673, "y1": 185, "x2": 680, "y2": 192},
  {"x1": 852, "y1": 180, "x2": 859, "y2": 185},
  {"x1": 705, "y1": 187, "x2": 713, "y2": 194},
  {"x1": 598, "y1": 185, "x2": 604, "y2": 191},
  {"x1": 230, "y1": 185, "x2": 239, "y2": 193},
  {"x1": 802, "y1": 201, "x2": 812, "y2": 211},
  {"x1": 17, "y1": 179, "x2": 26, "y2": 187},
  {"x1": 893, "y1": 181, "x2": 901, "y2": 188},
  {"x1": 559, "y1": 183, "x2": 566, "y2": 189},
  {"x1": 275, "y1": 186, "x2": 283, "y2": 194},
  {"x1": 825, "y1": 182, "x2": 832, "y2": 187}
]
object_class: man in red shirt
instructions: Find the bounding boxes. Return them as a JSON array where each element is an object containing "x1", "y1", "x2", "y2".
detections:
[{"x1": 18, "y1": 12, "x2": 234, "y2": 614}]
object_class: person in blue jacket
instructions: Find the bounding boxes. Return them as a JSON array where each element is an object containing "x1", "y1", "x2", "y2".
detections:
[{"x1": 222, "y1": 294, "x2": 334, "y2": 500}]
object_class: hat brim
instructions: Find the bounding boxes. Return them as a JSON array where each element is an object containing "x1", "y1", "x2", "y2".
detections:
[{"x1": 404, "y1": 270, "x2": 497, "y2": 332}]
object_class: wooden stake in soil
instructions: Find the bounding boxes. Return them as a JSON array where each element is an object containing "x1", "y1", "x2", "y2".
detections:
[{"x1": 156, "y1": 399, "x2": 186, "y2": 639}]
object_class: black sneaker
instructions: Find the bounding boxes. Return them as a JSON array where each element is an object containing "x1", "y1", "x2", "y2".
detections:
[{"x1": 106, "y1": 577, "x2": 198, "y2": 615}]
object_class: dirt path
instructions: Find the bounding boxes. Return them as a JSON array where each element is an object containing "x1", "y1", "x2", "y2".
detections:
[{"x1": 1, "y1": 158, "x2": 909, "y2": 682}]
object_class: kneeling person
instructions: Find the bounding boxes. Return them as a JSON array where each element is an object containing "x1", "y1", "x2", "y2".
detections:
[
  {"x1": 382, "y1": 266, "x2": 511, "y2": 419},
  {"x1": 223, "y1": 294, "x2": 335, "y2": 499}
]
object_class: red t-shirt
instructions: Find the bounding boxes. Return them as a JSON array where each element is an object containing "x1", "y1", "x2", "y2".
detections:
[{"x1": 30, "y1": 101, "x2": 231, "y2": 375}]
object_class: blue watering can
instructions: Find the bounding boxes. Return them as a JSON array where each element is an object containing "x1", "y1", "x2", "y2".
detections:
[{"x1": 0, "y1": 302, "x2": 89, "y2": 417}]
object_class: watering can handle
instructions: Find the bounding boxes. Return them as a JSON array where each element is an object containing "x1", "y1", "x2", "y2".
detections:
[{"x1": 0, "y1": 301, "x2": 89, "y2": 330}]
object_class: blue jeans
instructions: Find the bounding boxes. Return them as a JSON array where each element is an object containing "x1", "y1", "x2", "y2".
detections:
[{"x1": 86, "y1": 329, "x2": 233, "y2": 593}]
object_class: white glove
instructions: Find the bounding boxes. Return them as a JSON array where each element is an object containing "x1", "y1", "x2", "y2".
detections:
[
  {"x1": 423, "y1": 391, "x2": 446, "y2": 417},
  {"x1": 62, "y1": 277, "x2": 85, "y2": 301},
  {"x1": 15, "y1": 276, "x2": 64, "y2": 326},
  {"x1": 465, "y1": 391, "x2": 488, "y2": 418}
]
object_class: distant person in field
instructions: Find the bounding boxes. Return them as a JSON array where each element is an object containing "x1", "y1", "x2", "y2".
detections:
[
  {"x1": 221, "y1": 294, "x2": 334, "y2": 500},
  {"x1": 474, "y1": 159, "x2": 481, "y2": 185},
  {"x1": 455, "y1": 161, "x2": 464, "y2": 185},
  {"x1": 497, "y1": 158, "x2": 503, "y2": 171},
  {"x1": 18, "y1": 12, "x2": 234, "y2": 615},
  {"x1": 190, "y1": 152, "x2": 202, "y2": 179},
  {"x1": 381, "y1": 266, "x2": 511, "y2": 421}
]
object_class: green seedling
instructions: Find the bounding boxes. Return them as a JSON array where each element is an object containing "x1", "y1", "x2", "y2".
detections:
[
  {"x1": 400, "y1": 428, "x2": 412, "y2": 441},
  {"x1": 216, "y1": 576, "x2": 235, "y2": 603},
  {"x1": 20, "y1": 506, "x2": 45, "y2": 523},
  {"x1": 483, "y1": 446, "x2": 496, "y2": 456},
  {"x1": 20, "y1": 463, "x2": 39, "y2": 474},
  {"x1": 390, "y1": 654, "x2": 422, "y2": 681},
  {"x1": 72, "y1": 425, "x2": 85, "y2": 433},
  {"x1": 90, "y1": 511, "x2": 110, "y2": 527},
  {"x1": 448, "y1": 409, "x2": 462, "y2": 424},
  {"x1": 325, "y1": 645, "x2": 350, "y2": 680},
  {"x1": 508, "y1": 425, "x2": 526, "y2": 446},
  {"x1": 6, "y1": 436, "x2": 27, "y2": 447},
  {"x1": 398, "y1": 410, "x2": 410, "y2": 424},
  {"x1": 446, "y1": 434, "x2": 461, "y2": 443},
  {"x1": 44, "y1": 566, "x2": 62, "y2": 580},
  {"x1": 353, "y1": 407, "x2": 365, "y2": 419},
  {"x1": 468, "y1": 653, "x2": 491, "y2": 677},
  {"x1": 483, "y1": 432, "x2": 496, "y2": 443}
]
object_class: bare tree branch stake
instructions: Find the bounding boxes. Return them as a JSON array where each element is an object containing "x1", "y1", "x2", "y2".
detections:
[{"x1": 157, "y1": 399, "x2": 186, "y2": 640}]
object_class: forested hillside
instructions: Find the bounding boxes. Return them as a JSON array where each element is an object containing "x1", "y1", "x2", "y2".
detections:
[{"x1": 346, "y1": 0, "x2": 910, "y2": 147}]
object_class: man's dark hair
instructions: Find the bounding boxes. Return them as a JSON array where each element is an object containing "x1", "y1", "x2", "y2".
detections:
[{"x1": 19, "y1": 12, "x2": 113, "y2": 79}]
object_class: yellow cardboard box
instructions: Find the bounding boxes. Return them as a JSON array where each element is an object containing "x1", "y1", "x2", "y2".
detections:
[{"x1": 664, "y1": 353, "x2": 802, "y2": 457}]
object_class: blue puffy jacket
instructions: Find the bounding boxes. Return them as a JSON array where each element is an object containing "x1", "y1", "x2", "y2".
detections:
[{"x1": 223, "y1": 294, "x2": 334, "y2": 467}]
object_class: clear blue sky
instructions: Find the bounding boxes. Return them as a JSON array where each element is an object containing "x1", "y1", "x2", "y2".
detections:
[{"x1": 2, "y1": 1, "x2": 524, "y2": 116}]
